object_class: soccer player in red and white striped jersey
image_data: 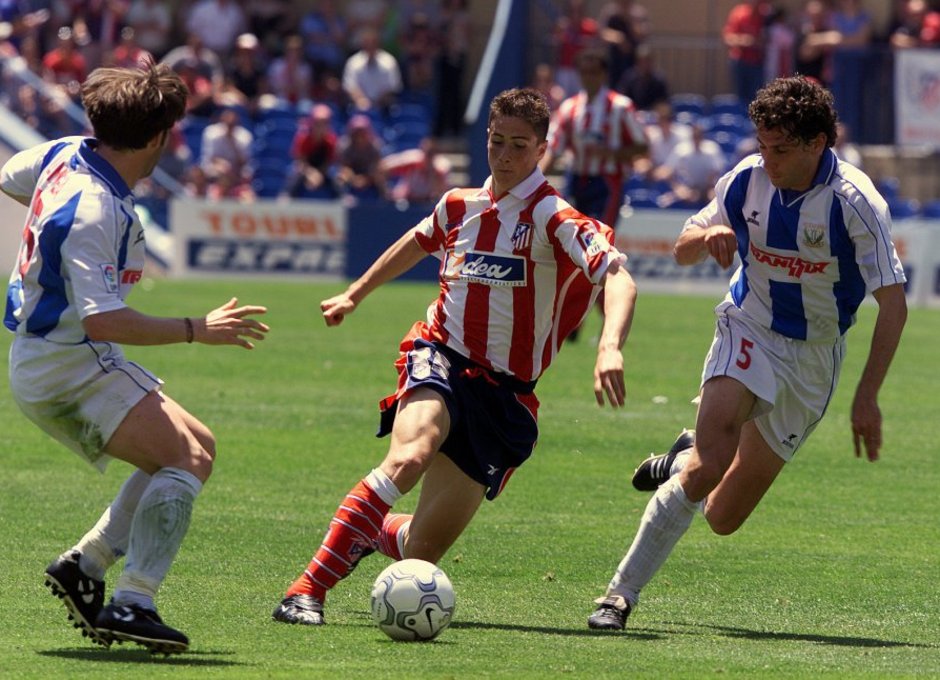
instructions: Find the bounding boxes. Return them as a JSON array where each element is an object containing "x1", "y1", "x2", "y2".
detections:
[
  {"x1": 273, "y1": 88, "x2": 639, "y2": 626},
  {"x1": 540, "y1": 47, "x2": 648, "y2": 228}
]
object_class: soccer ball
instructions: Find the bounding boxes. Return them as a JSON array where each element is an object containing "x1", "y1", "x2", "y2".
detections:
[{"x1": 370, "y1": 558, "x2": 455, "y2": 641}]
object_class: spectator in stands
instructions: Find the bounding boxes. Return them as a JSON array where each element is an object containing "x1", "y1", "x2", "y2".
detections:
[
  {"x1": 597, "y1": 0, "x2": 643, "y2": 89},
  {"x1": 342, "y1": 26, "x2": 402, "y2": 114},
  {"x1": 244, "y1": 0, "x2": 292, "y2": 54},
  {"x1": 381, "y1": 136, "x2": 453, "y2": 205},
  {"x1": 795, "y1": 0, "x2": 836, "y2": 86},
  {"x1": 299, "y1": 0, "x2": 347, "y2": 80},
  {"x1": 400, "y1": 11, "x2": 437, "y2": 94},
  {"x1": 764, "y1": 5, "x2": 796, "y2": 82},
  {"x1": 531, "y1": 62, "x2": 566, "y2": 112},
  {"x1": 185, "y1": 0, "x2": 247, "y2": 59},
  {"x1": 540, "y1": 47, "x2": 648, "y2": 228},
  {"x1": 889, "y1": 0, "x2": 940, "y2": 49},
  {"x1": 722, "y1": 0, "x2": 771, "y2": 104},
  {"x1": 616, "y1": 42, "x2": 669, "y2": 111},
  {"x1": 553, "y1": 0, "x2": 599, "y2": 96},
  {"x1": 183, "y1": 164, "x2": 211, "y2": 198},
  {"x1": 284, "y1": 104, "x2": 339, "y2": 199},
  {"x1": 266, "y1": 34, "x2": 313, "y2": 107},
  {"x1": 175, "y1": 57, "x2": 216, "y2": 117},
  {"x1": 654, "y1": 123, "x2": 725, "y2": 209},
  {"x1": 70, "y1": 0, "x2": 130, "y2": 70},
  {"x1": 829, "y1": 0, "x2": 872, "y2": 143},
  {"x1": 344, "y1": 0, "x2": 390, "y2": 53},
  {"x1": 126, "y1": 0, "x2": 172, "y2": 60},
  {"x1": 42, "y1": 26, "x2": 86, "y2": 98},
  {"x1": 335, "y1": 113, "x2": 388, "y2": 204},
  {"x1": 633, "y1": 100, "x2": 691, "y2": 183},
  {"x1": 434, "y1": 0, "x2": 469, "y2": 138},
  {"x1": 162, "y1": 33, "x2": 224, "y2": 89},
  {"x1": 200, "y1": 106, "x2": 253, "y2": 182},
  {"x1": 106, "y1": 27, "x2": 150, "y2": 69},
  {"x1": 225, "y1": 32, "x2": 268, "y2": 114},
  {"x1": 207, "y1": 159, "x2": 257, "y2": 202}
]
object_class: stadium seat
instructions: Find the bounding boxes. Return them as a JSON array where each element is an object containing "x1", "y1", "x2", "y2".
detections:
[
  {"x1": 888, "y1": 198, "x2": 920, "y2": 220},
  {"x1": 877, "y1": 176, "x2": 901, "y2": 201},
  {"x1": 625, "y1": 188, "x2": 663, "y2": 209},
  {"x1": 921, "y1": 199, "x2": 940, "y2": 218},
  {"x1": 711, "y1": 93, "x2": 747, "y2": 117},
  {"x1": 670, "y1": 93, "x2": 707, "y2": 117}
]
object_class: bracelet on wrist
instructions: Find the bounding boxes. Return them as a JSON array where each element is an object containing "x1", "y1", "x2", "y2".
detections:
[{"x1": 184, "y1": 317, "x2": 194, "y2": 343}]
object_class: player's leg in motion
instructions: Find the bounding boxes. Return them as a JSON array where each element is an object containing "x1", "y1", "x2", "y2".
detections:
[
  {"x1": 273, "y1": 388, "x2": 449, "y2": 625},
  {"x1": 92, "y1": 391, "x2": 216, "y2": 654},
  {"x1": 589, "y1": 376, "x2": 758, "y2": 630},
  {"x1": 45, "y1": 469, "x2": 152, "y2": 646}
]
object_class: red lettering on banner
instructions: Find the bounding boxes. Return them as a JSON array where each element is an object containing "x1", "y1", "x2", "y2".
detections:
[
  {"x1": 199, "y1": 210, "x2": 340, "y2": 239},
  {"x1": 749, "y1": 242, "x2": 829, "y2": 278}
]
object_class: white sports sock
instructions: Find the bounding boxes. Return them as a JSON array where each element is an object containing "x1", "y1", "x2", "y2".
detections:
[
  {"x1": 669, "y1": 448, "x2": 693, "y2": 479},
  {"x1": 366, "y1": 467, "x2": 403, "y2": 506},
  {"x1": 113, "y1": 467, "x2": 202, "y2": 605},
  {"x1": 74, "y1": 469, "x2": 152, "y2": 580},
  {"x1": 606, "y1": 476, "x2": 698, "y2": 607}
]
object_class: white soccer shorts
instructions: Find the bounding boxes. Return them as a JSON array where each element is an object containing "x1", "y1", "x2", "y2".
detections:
[
  {"x1": 700, "y1": 300, "x2": 845, "y2": 461},
  {"x1": 9, "y1": 336, "x2": 163, "y2": 471}
]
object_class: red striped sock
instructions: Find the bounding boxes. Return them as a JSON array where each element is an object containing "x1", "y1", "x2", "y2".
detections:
[
  {"x1": 376, "y1": 513, "x2": 412, "y2": 561},
  {"x1": 286, "y1": 479, "x2": 390, "y2": 600}
]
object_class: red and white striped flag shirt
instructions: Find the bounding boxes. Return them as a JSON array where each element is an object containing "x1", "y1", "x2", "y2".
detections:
[
  {"x1": 413, "y1": 168, "x2": 626, "y2": 383},
  {"x1": 547, "y1": 86, "x2": 646, "y2": 177}
]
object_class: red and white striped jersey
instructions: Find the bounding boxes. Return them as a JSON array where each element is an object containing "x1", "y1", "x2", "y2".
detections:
[
  {"x1": 547, "y1": 86, "x2": 646, "y2": 177},
  {"x1": 413, "y1": 168, "x2": 626, "y2": 383}
]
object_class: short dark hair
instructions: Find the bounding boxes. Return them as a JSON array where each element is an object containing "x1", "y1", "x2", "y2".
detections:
[
  {"x1": 80, "y1": 63, "x2": 188, "y2": 150},
  {"x1": 488, "y1": 88, "x2": 551, "y2": 141},
  {"x1": 748, "y1": 76, "x2": 837, "y2": 147},
  {"x1": 576, "y1": 47, "x2": 609, "y2": 73}
]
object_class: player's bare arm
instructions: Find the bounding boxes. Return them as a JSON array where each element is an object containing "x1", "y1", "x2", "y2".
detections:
[
  {"x1": 321, "y1": 226, "x2": 427, "y2": 326},
  {"x1": 851, "y1": 283, "x2": 907, "y2": 462},
  {"x1": 674, "y1": 224, "x2": 737, "y2": 269},
  {"x1": 594, "y1": 265, "x2": 637, "y2": 408},
  {"x1": 82, "y1": 297, "x2": 269, "y2": 349}
]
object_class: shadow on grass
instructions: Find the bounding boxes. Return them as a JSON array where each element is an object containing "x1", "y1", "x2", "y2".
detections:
[
  {"x1": 38, "y1": 647, "x2": 245, "y2": 666},
  {"x1": 450, "y1": 620, "x2": 663, "y2": 640},
  {"x1": 669, "y1": 622, "x2": 935, "y2": 649}
]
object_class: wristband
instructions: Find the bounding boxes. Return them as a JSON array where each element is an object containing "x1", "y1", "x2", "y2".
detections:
[{"x1": 184, "y1": 317, "x2": 194, "y2": 343}]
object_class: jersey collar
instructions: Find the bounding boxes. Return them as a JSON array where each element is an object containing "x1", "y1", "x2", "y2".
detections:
[
  {"x1": 78, "y1": 138, "x2": 133, "y2": 200},
  {"x1": 484, "y1": 166, "x2": 547, "y2": 204}
]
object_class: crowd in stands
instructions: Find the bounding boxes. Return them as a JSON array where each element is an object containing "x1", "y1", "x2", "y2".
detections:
[
  {"x1": 539, "y1": 0, "x2": 939, "y2": 214},
  {"x1": 1, "y1": 0, "x2": 936, "y2": 219},
  {"x1": 0, "y1": 0, "x2": 469, "y2": 208}
]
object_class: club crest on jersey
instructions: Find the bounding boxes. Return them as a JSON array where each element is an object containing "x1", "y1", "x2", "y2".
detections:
[
  {"x1": 442, "y1": 250, "x2": 526, "y2": 287},
  {"x1": 802, "y1": 225, "x2": 826, "y2": 248},
  {"x1": 99, "y1": 263, "x2": 119, "y2": 293},
  {"x1": 578, "y1": 230, "x2": 605, "y2": 258},
  {"x1": 511, "y1": 221, "x2": 533, "y2": 252}
]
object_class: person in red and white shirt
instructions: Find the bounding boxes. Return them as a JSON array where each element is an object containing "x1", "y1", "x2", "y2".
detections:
[
  {"x1": 540, "y1": 47, "x2": 647, "y2": 228},
  {"x1": 273, "y1": 87, "x2": 639, "y2": 627}
]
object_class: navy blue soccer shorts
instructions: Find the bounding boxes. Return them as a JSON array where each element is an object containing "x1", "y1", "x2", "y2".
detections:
[{"x1": 377, "y1": 338, "x2": 540, "y2": 500}]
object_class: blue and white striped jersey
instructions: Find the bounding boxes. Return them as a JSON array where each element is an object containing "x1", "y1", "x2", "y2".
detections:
[
  {"x1": 2, "y1": 137, "x2": 144, "y2": 344},
  {"x1": 685, "y1": 149, "x2": 906, "y2": 342}
]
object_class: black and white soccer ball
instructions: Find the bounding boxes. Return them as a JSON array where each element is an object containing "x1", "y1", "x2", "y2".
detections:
[{"x1": 370, "y1": 558, "x2": 455, "y2": 641}]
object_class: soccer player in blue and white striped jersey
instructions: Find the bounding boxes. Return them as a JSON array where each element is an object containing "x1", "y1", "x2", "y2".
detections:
[
  {"x1": 589, "y1": 76, "x2": 908, "y2": 631},
  {"x1": 2, "y1": 63, "x2": 269, "y2": 652}
]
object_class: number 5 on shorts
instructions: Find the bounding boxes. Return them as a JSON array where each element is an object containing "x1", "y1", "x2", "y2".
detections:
[{"x1": 736, "y1": 337, "x2": 754, "y2": 370}]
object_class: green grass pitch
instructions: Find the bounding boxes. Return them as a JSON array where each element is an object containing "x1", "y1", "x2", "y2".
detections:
[{"x1": 1, "y1": 278, "x2": 937, "y2": 678}]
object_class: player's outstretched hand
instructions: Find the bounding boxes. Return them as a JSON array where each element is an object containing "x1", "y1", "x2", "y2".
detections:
[
  {"x1": 594, "y1": 346, "x2": 626, "y2": 408},
  {"x1": 199, "y1": 297, "x2": 269, "y2": 349},
  {"x1": 321, "y1": 293, "x2": 356, "y2": 326},
  {"x1": 851, "y1": 392, "x2": 882, "y2": 462},
  {"x1": 704, "y1": 225, "x2": 737, "y2": 269}
]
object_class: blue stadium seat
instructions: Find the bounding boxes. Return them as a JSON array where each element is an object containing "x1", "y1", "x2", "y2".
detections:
[
  {"x1": 921, "y1": 199, "x2": 940, "y2": 218},
  {"x1": 877, "y1": 176, "x2": 901, "y2": 201},
  {"x1": 711, "y1": 93, "x2": 747, "y2": 117},
  {"x1": 888, "y1": 198, "x2": 920, "y2": 220},
  {"x1": 625, "y1": 188, "x2": 663, "y2": 209},
  {"x1": 670, "y1": 93, "x2": 707, "y2": 117}
]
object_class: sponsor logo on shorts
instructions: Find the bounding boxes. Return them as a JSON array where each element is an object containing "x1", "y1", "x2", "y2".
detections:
[
  {"x1": 99, "y1": 263, "x2": 118, "y2": 293},
  {"x1": 442, "y1": 251, "x2": 526, "y2": 287},
  {"x1": 750, "y1": 242, "x2": 829, "y2": 278}
]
